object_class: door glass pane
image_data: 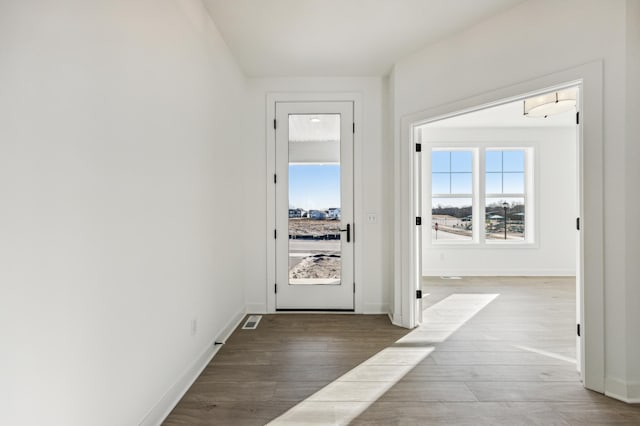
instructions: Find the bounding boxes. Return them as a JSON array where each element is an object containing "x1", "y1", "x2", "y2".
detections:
[{"x1": 288, "y1": 114, "x2": 341, "y2": 285}]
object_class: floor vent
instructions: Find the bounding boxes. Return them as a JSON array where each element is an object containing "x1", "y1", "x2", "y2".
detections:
[
  {"x1": 242, "y1": 315, "x2": 262, "y2": 330},
  {"x1": 440, "y1": 276, "x2": 462, "y2": 280}
]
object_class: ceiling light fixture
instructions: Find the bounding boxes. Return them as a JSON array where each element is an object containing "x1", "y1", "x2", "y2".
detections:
[
  {"x1": 523, "y1": 87, "x2": 577, "y2": 118},
  {"x1": 309, "y1": 117, "x2": 321, "y2": 123}
]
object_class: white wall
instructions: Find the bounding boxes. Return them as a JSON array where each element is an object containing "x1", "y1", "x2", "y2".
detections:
[
  {"x1": 392, "y1": 0, "x2": 637, "y2": 401},
  {"x1": 422, "y1": 127, "x2": 577, "y2": 276},
  {"x1": 243, "y1": 77, "x2": 391, "y2": 314},
  {"x1": 0, "y1": 1, "x2": 247, "y2": 425}
]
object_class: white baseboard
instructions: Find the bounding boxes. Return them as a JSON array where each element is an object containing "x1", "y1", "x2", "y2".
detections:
[
  {"x1": 248, "y1": 303, "x2": 388, "y2": 315},
  {"x1": 605, "y1": 377, "x2": 640, "y2": 403},
  {"x1": 389, "y1": 312, "x2": 403, "y2": 328},
  {"x1": 630, "y1": 382, "x2": 640, "y2": 403},
  {"x1": 422, "y1": 269, "x2": 576, "y2": 277},
  {"x1": 363, "y1": 303, "x2": 389, "y2": 314},
  {"x1": 139, "y1": 307, "x2": 246, "y2": 426},
  {"x1": 387, "y1": 312, "x2": 399, "y2": 327},
  {"x1": 216, "y1": 308, "x2": 247, "y2": 343}
]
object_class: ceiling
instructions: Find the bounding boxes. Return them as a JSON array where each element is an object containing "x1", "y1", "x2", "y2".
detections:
[
  {"x1": 203, "y1": 0, "x2": 527, "y2": 77},
  {"x1": 425, "y1": 99, "x2": 577, "y2": 128}
]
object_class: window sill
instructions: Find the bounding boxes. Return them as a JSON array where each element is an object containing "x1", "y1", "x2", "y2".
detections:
[{"x1": 428, "y1": 240, "x2": 538, "y2": 249}]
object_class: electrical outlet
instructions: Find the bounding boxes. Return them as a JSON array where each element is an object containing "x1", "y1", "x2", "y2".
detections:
[
  {"x1": 367, "y1": 213, "x2": 377, "y2": 223},
  {"x1": 190, "y1": 317, "x2": 198, "y2": 336}
]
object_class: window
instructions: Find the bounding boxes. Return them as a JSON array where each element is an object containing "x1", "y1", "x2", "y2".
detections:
[
  {"x1": 431, "y1": 150, "x2": 473, "y2": 241},
  {"x1": 430, "y1": 146, "x2": 532, "y2": 245},
  {"x1": 485, "y1": 150, "x2": 526, "y2": 241}
]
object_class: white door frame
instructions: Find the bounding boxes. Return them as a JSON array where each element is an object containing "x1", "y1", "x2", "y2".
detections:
[
  {"x1": 396, "y1": 61, "x2": 604, "y2": 393},
  {"x1": 266, "y1": 92, "x2": 363, "y2": 313}
]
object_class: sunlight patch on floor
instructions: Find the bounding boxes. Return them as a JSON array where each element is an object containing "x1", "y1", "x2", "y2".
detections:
[
  {"x1": 512, "y1": 344, "x2": 577, "y2": 364},
  {"x1": 267, "y1": 293, "x2": 499, "y2": 425}
]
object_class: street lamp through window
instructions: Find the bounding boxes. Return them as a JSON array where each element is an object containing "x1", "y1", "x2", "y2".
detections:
[{"x1": 502, "y1": 201, "x2": 509, "y2": 240}]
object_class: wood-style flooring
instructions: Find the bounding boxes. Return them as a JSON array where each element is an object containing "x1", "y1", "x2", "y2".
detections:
[{"x1": 164, "y1": 277, "x2": 640, "y2": 425}]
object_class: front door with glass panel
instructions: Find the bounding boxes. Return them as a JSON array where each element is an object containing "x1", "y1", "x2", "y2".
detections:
[{"x1": 275, "y1": 101, "x2": 354, "y2": 310}]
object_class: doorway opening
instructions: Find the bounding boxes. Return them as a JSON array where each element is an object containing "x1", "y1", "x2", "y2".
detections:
[{"x1": 412, "y1": 84, "x2": 584, "y2": 383}]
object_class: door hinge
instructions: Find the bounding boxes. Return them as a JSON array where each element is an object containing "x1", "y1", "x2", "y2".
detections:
[
  {"x1": 576, "y1": 217, "x2": 580, "y2": 230},
  {"x1": 416, "y1": 217, "x2": 422, "y2": 226},
  {"x1": 577, "y1": 323, "x2": 581, "y2": 337},
  {"x1": 273, "y1": 118, "x2": 277, "y2": 129},
  {"x1": 416, "y1": 290, "x2": 422, "y2": 299},
  {"x1": 576, "y1": 111, "x2": 580, "y2": 125},
  {"x1": 274, "y1": 229, "x2": 277, "y2": 239},
  {"x1": 353, "y1": 122, "x2": 355, "y2": 134},
  {"x1": 353, "y1": 282, "x2": 356, "y2": 293},
  {"x1": 275, "y1": 283, "x2": 277, "y2": 294},
  {"x1": 274, "y1": 173, "x2": 277, "y2": 184},
  {"x1": 416, "y1": 143, "x2": 422, "y2": 152}
]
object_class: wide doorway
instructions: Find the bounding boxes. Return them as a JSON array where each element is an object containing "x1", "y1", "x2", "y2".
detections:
[
  {"x1": 274, "y1": 101, "x2": 355, "y2": 310},
  {"x1": 415, "y1": 85, "x2": 582, "y2": 377}
]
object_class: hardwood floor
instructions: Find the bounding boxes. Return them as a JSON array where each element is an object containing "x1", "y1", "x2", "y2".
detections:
[{"x1": 164, "y1": 277, "x2": 640, "y2": 425}]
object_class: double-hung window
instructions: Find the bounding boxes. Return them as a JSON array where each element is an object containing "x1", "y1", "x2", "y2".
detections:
[
  {"x1": 485, "y1": 149, "x2": 527, "y2": 241},
  {"x1": 431, "y1": 150, "x2": 474, "y2": 242},
  {"x1": 430, "y1": 146, "x2": 532, "y2": 245}
]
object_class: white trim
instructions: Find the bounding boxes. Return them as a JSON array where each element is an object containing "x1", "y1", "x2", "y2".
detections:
[
  {"x1": 629, "y1": 382, "x2": 640, "y2": 404},
  {"x1": 423, "y1": 269, "x2": 576, "y2": 276},
  {"x1": 430, "y1": 241, "x2": 540, "y2": 249},
  {"x1": 394, "y1": 119, "x2": 416, "y2": 329},
  {"x1": 139, "y1": 308, "x2": 246, "y2": 426},
  {"x1": 363, "y1": 303, "x2": 389, "y2": 314},
  {"x1": 388, "y1": 312, "x2": 402, "y2": 328},
  {"x1": 217, "y1": 309, "x2": 249, "y2": 344},
  {"x1": 265, "y1": 92, "x2": 364, "y2": 314},
  {"x1": 605, "y1": 378, "x2": 640, "y2": 404},
  {"x1": 397, "y1": 61, "x2": 604, "y2": 394}
]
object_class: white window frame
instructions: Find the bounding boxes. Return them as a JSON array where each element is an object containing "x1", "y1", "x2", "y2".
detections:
[
  {"x1": 426, "y1": 142, "x2": 537, "y2": 248},
  {"x1": 483, "y1": 147, "x2": 533, "y2": 245},
  {"x1": 430, "y1": 147, "x2": 479, "y2": 243}
]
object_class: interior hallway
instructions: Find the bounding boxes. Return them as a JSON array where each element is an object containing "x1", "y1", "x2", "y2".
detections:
[{"x1": 164, "y1": 277, "x2": 640, "y2": 425}]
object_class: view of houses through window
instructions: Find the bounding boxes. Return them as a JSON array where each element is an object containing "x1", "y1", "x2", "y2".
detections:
[
  {"x1": 431, "y1": 150, "x2": 473, "y2": 241},
  {"x1": 431, "y1": 148, "x2": 529, "y2": 243},
  {"x1": 287, "y1": 112, "x2": 343, "y2": 284}
]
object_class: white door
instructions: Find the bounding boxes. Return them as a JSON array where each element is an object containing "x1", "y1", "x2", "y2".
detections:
[{"x1": 275, "y1": 101, "x2": 354, "y2": 310}]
